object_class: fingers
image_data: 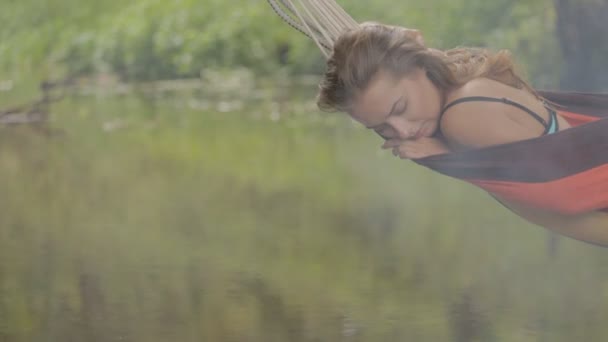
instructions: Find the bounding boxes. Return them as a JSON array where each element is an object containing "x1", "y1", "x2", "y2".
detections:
[
  {"x1": 381, "y1": 137, "x2": 445, "y2": 160},
  {"x1": 390, "y1": 141, "x2": 416, "y2": 159},
  {"x1": 382, "y1": 139, "x2": 410, "y2": 158},
  {"x1": 393, "y1": 145, "x2": 414, "y2": 159},
  {"x1": 381, "y1": 139, "x2": 402, "y2": 149},
  {"x1": 393, "y1": 145, "x2": 408, "y2": 159}
]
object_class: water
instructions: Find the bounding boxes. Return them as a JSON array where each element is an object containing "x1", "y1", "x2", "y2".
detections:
[{"x1": 0, "y1": 81, "x2": 607, "y2": 341}]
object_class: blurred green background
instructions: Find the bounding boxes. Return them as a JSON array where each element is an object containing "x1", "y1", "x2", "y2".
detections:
[{"x1": 1, "y1": 1, "x2": 608, "y2": 341}]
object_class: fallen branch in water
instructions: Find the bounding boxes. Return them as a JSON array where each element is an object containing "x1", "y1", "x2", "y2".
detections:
[{"x1": 0, "y1": 77, "x2": 73, "y2": 126}]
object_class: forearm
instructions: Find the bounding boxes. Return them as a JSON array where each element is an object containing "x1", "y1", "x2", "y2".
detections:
[
  {"x1": 498, "y1": 198, "x2": 608, "y2": 247},
  {"x1": 385, "y1": 137, "x2": 451, "y2": 159},
  {"x1": 549, "y1": 211, "x2": 608, "y2": 247}
]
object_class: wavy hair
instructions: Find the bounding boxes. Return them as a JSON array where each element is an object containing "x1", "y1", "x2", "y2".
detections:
[{"x1": 317, "y1": 22, "x2": 536, "y2": 112}]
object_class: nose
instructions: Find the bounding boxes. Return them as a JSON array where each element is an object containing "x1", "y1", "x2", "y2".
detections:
[{"x1": 386, "y1": 117, "x2": 413, "y2": 140}]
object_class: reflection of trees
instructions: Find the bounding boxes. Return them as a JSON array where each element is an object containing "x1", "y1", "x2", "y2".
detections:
[
  {"x1": 554, "y1": 0, "x2": 608, "y2": 91},
  {"x1": 448, "y1": 288, "x2": 495, "y2": 342},
  {"x1": 240, "y1": 276, "x2": 307, "y2": 341}
]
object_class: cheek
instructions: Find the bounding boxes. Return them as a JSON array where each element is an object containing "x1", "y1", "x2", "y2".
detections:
[
  {"x1": 420, "y1": 96, "x2": 441, "y2": 120},
  {"x1": 419, "y1": 81, "x2": 442, "y2": 118}
]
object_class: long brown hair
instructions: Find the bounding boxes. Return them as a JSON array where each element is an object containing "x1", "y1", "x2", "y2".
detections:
[{"x1": 317, "y1": 22, "x2": 537, "y2": 112}]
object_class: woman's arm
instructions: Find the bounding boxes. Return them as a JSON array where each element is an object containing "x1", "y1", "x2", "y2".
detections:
[
  {"x1": 437, "y1": 81, "x2": 608, "y2": 246},
  {"x1": 499, "y1": 198, "x2": 608, "y2": 247}
]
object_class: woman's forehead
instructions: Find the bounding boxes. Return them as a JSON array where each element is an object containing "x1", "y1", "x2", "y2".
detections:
[
  {"x1": 353, "y1": 74, "x2": 402, "y2": 114},
  {"x1": 356, "y1": 68, "x2": 426, "y2": 111}
]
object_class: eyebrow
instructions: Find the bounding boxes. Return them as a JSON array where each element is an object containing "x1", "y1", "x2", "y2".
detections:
[{"x1": 367, "y1": 96, "x2": 403, "y2": 129}]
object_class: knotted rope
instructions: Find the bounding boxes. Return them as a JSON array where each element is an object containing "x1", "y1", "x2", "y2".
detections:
[{"x1": 266, "y1": 0, "x2": 359, "y2": 58}]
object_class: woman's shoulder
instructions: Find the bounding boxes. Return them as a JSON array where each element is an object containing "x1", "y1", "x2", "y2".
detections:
[
  {"x1": 446, "y1": 77, "x2": 512, "y2": 101},
  {"x1": 440, "y1": 78, "x2": 546, "y2": 150}
]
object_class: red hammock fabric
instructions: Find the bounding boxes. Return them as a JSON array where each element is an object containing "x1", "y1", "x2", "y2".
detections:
[{"x1": 415, "y1": 91, "x2": 608, "y2": 214}]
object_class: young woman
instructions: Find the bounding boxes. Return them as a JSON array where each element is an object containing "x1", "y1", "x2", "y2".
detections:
[{"x1": 316, "y1": 23, "x2": 608, "y2": 246}]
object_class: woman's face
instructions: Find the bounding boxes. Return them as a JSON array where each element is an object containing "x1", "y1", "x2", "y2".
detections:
[{"x1": 348, "y1": 68, "x2": 444, "y2": 141}]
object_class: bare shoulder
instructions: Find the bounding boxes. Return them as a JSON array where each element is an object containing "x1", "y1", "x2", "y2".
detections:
[{"x1": 440, "y1": 78, "x2": 546, "y2": 150}]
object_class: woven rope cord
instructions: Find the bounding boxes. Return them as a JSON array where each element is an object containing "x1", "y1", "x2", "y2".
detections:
[{"x1": 266, "y1": 0, "x2": 359, "y2": 58}]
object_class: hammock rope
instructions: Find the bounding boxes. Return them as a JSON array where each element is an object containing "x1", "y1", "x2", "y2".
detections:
[{"x1": 266, "y1": 0, "x2": 358, "y2": 58}]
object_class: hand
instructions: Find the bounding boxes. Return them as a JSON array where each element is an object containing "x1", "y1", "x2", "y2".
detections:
[{"x1": 382, "y1": 137, "x2": 450, "y2": 159}]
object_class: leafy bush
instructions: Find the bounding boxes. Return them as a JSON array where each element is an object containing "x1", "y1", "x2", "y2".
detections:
[{"x1": 0, "y1": 0, "x2": 560, "y2": 86}]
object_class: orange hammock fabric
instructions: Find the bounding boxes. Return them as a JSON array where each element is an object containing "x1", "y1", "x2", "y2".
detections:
[{"x1": 415, "y1": 91, "x2": 608, "y2": 214}]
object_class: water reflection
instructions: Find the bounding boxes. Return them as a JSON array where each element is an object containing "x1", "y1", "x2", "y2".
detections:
[{"x1": 0, "y1": 82, "x2": 607, "y2": 341}]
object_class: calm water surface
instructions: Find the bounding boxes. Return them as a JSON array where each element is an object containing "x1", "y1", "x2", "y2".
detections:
[{"x1": 0, "y1": 83, "x2": 607, "y2": 341}]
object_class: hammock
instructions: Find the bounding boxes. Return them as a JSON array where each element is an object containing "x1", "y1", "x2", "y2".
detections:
[
  {"x1": 267, "y1": 1, "x2": 608, "y2": 215},
  {"x1": 415, "y1": 91, "x2": 608, "y2": 214}
]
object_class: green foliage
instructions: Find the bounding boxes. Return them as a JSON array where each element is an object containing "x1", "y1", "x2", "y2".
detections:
[{"x1": 1, "y1": 0, "x2": 562, "y2": 85}]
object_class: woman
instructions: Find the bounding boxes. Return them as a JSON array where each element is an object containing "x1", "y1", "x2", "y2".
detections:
[{"x1": 316, "y1": 23, "x2": 608, "y2": 246}]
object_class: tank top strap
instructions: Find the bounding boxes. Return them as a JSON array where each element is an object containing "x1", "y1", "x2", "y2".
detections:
[{"x1": 440, "y1": 96, "x2": 549, "y2": 128}]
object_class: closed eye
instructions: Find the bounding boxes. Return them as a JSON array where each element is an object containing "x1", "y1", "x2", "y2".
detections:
[
  {"x1": 395, "y1": 101, "x2": 408, "y2": 117},
  {"x1": 368, "y1": 98, "x2": 408, "y2": 139},
  {"x1": 376, "y1": 105, "x2": 407, "y2": 139}
]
